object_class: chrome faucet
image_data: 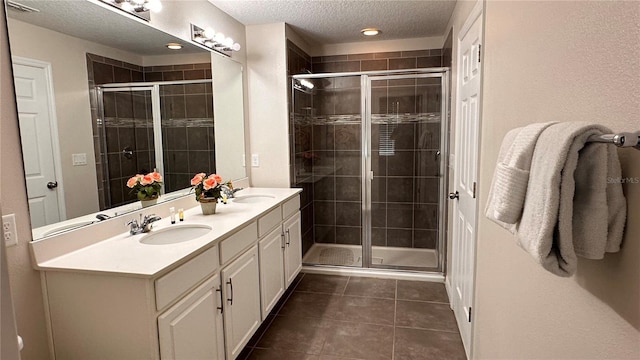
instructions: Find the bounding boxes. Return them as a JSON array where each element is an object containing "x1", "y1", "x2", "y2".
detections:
[
  {"x1": 221, "y1": 185, "x2": 243, "y2": 199},
  {"x1": 127, "y1": 214, "x2": 162, "y2": 235}
]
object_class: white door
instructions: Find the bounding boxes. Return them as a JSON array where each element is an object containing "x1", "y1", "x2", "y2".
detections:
[
  {"x1": 283, "y1": 213, "x2": 302, "y2": 287},
  {"x1": 158, "y1": 274, "x2": 225, "y2": 360},
  {"x1": 221, "y1": 246, "x2": 261, "y2": 360},
  {"x1": 259, "y1": 227, "x2": 285, "y2": 318},
  {"x1": 12, "y1": 59, "x2": 64, "y2": 227},
  {"x1": 450, "y1": 3, "x2": 483, "y2": 358}
]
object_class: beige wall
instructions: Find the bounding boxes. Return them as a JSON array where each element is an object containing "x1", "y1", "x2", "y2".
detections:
[
  {"x1": 1, "y1": 2, "x2": 248, "y2": 359},
  {"x1": 318, "y1": 35, "x2": 444, "y2": 57},
  {"x1": 246, "y1": 23, "x2": 291, "y2": 188},
  {"x1": 1, "y1": 16, "x2": 50, "y2": 360},
  {"x1": 474, "y1": 1, "x2": 640, "y2": 358}
]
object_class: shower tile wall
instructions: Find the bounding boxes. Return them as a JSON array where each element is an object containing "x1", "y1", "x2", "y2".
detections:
[
  {"x1": 160, "y1": 82, "x2": 215, "y2": 193},
  {"x1": 86, "y1": 53, "x2": 213, "y2": 208},
  {"x1": 306, "y1": 50, "x2": 443, "y2": 249},
  {"x1": 287, "y1": 40, "x2": 315, "y2": 256}
]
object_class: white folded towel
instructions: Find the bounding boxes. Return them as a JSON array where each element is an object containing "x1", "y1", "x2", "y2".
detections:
[
  {"x1": 486, "y1": 122, "x2": 557, "y2": 229},
  {"x1": 516, "y1": 122, "x2": 627, "y2": 277}
]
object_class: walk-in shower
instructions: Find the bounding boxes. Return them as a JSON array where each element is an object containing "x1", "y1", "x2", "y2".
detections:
[
  {"x1": 95, "y1": 79, "x2": 215, "y2": 209},
  {"x1": 291, "y1": 68, "x2": 449, "y2": 273}
]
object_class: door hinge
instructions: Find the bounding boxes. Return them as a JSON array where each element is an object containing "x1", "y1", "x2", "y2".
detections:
[
  {"x1": 468, "y1": 307, "x2": 472, "y2": 322},
  {"x1": 472, "y1": 182, "x2": 477, "y2": 199},
  {"x1": 478, "y1": 44, "x2": 482, "y2": 63}
]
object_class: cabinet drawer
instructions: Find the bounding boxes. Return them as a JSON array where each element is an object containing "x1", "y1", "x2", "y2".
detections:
[
  {"x1": 258, "y1": 207, "x2": 282, "y2": 238},
  {"x1": 220, "y1": 222, "x2": 258, "y2": 264},
  {"x1": 282, "y1": 196, "x2": 300, "y2": 220},
  {"x1": 155, "y1": 246, "x2": 219, "y2": 311}
]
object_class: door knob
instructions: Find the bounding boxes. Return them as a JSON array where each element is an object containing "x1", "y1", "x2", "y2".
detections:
[
  {"x1": 47, "y1": 181, "x2": 58, "y2": 189},
  {"x1": 448, "y1": 191, "x2": 459, "y2": 200}
]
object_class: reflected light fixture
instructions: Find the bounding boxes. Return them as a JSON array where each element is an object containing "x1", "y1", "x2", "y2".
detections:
[
  {"x1": 361, "y1": 28, "x2": 381, "y2": 36},
  {"x1": 191, "y1": 24, "x2": 241, "y2": 57},
  {"x1": 166, "y1": 43, "x2": 183, "y2": 50},
  {"x1": 100, "y1": 0, "x2": 162, "y2": 21}
]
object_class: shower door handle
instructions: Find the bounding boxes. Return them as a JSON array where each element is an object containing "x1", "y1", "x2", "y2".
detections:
[{"x1": 448, "y1": 191, "x2": 459, "y2": 200}]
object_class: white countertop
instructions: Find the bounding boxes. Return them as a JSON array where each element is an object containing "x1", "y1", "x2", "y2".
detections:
[{"x1": 35, "y1": 188, "x2": 301, "y2": 278}]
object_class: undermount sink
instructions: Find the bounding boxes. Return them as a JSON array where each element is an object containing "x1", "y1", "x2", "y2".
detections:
[
  {"x1": 233, "y1": 194, "x2": 276, "y2": 204},
  {"x1": 139, "y1": 224, "x2": 212, "y2": 245}
]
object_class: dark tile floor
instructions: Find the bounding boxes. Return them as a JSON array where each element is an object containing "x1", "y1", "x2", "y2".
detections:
[{"x1": 238, "y1": 273, "x2": 466, "y2": 360}]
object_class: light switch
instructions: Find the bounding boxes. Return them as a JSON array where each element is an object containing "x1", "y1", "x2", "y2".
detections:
[
  {"x1": 72, "y1": 153, "x2": 87, "y2": 166},
  {"x1": 251, "y1": 154, "x2": 259, "y2": 167}
]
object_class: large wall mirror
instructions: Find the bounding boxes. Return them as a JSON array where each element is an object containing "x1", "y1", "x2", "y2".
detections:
[{"x1": 4, "y1": 0, "x2": 246, "y2": 240}]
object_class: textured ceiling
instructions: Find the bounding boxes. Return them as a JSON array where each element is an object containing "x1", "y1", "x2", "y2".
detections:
[
  {"x1": 209, "y1": 0, "x2": 457, "y2": 45},
  {"x1": 6, "y1": 0, "x2": 207, "y2": 56}
]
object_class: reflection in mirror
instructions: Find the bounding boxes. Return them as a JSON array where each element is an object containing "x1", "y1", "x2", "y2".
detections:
[{"x1": 5, "y1": 0, "x2": 246, "y2": 240}]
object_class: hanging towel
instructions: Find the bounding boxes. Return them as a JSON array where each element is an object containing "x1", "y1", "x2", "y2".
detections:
[
  {"x1": 485, "y1": 122, "x2": 556, "y2": 230},
  {"x1": 516, "y1": 122, "x2": 627, "y2": 277}
]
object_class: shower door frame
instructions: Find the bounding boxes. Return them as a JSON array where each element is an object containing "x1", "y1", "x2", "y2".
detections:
[
  {"x1": 293, "y1": 68, "x2": 450, "y2": 275},
  {"x1": 97, "y1": 79, "x2": 212, "y2": 207}
]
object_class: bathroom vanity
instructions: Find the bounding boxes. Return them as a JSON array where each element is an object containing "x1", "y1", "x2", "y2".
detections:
[{"x1": 30, "y1": 188, "x2": 302, "y2": 360}]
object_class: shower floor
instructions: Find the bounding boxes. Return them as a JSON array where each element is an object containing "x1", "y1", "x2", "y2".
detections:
[{"x1": 303, "y1": 243, "x2": 438, "y2": 269}]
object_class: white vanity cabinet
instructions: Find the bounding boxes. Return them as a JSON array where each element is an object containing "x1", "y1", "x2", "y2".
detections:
[
  {"x1": 158, "y1": 274, "x2": 225, "y2": 360},
  {"x1": 221, "y1": 246, "x2": 261, "y2": 359},
  {"x1": 36, "y1": 191, "x2": 302, "y2": 360},
  {"x1": 258, "y1": 197, "x2": 302, "y2": 317}
]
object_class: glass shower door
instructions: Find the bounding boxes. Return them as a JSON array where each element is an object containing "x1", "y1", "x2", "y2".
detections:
[
  {"x1": 364, "y1": 73, "x2": 446, "y2": 271},
  {"x1": 293, "y1": 75, "x2": 364, "y2": 267},
  {"x1": 98, "y1": 87, "x2": 155, "y2": 208}
]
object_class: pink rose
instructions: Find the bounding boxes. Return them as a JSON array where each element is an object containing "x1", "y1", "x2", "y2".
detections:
[
  {"x1": 208, "y1": 174, "x2": 223, "y2": 184},
  {"x1": 126, "y1": 176, "x2": 139, "y2": 188},
  {"x1": 150, "y1": 172, "x2": 162, "y2": 182},
  {"x1": 191, "y1": 173, "x2": 206, "y2": 186},
  {"x1": 140, "y1": 174, "x2": 154, "y2": 185},
  {"x1": 202, "y1": 178, "x2": 218, "y2": 190}
]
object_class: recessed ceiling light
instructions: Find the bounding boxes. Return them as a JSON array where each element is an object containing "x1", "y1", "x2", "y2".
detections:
[
  {"x1": 166, "y1": 43, "x2": 182, "y2": 50},
  {"x1": 361, "y1": 28, "x2": 381, "y2": 36}
]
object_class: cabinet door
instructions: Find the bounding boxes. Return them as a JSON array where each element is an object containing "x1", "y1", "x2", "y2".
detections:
[
  {"x1": 221, "y1": 245, "x2": 261, "y2": 360},
  {"x1": 158, "y1": 274, "x2": 225, "y2": 360},
  {"x1": 259, "y1": 227, "x2": 285, "y2": 318},
  {"x1": 283, "y1": 212, "x2": 302, "y2": 288}
]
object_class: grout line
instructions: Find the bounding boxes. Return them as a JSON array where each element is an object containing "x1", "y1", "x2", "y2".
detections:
[
  {"x1": 395, "y1": 298, "x2": 450, "y2": 305},
  {"x1": 342, "y1": 276, "x2": 350, "y2": 295},
  {"x1": 394, "y1": 325, "x2": 460, "y2": 334},
  {"x1": 392, "y1": 279, "x2": 398, "y2": 360}
]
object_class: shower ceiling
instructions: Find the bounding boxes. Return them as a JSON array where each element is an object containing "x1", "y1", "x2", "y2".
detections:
[{"x1": 209, "y1": 0, "x2": 457, "y2": 45}]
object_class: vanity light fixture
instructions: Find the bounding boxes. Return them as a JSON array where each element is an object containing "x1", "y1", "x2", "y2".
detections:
[
  {"x1": 191, "y1": 24, "x2": 241, "y2": 57},
  {"x1": 100, "y1": 0, "x2": 162, "y2": 21},
  {"x1": 361, "y1": 28, "x2": 381, "y2": 36},
  {"x1": 166, "y1": 43, "x2": 183, "y2": 50}
]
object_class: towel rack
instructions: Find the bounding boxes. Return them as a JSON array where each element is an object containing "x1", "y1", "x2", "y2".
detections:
[{"x1": 588, "y1": 132, "x2": 640, "y2": 150}]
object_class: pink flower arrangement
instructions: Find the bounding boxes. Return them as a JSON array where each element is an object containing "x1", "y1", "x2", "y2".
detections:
[
  {"x1": 126, "y1": 171, "x2": 163, "y2": 200},
  {"x1": 190, "y1": 173, "x2": 232, "y2": 201}
]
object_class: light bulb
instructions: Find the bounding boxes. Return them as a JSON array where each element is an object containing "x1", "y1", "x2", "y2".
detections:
[
  {"x1": 121, "y1": 2, "x2": 134, "y2": 12},
  {"x1": 214, "y1": 32, "x2": 225, "y2": 43},
  {"x1": 204, "y1": 40, "x2": 214, "y2": 47},
  {"x1": 131, "y1": 0, "x2": 145, "y2": 5},
  {"x1": 223, "y1": 37, "x2": 234, "y2": 47},
  {"x1": 232, "y1": 43, "x2": 241, "y2": 51},
  {"x1": 203, "y1": 27, "x2": 215, "y2": 40},
  {"x1": 147, "y1": 0, "x2": 162, "y2": 13}
]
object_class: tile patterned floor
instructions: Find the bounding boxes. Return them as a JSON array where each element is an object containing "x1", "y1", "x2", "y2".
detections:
[{"x1": 238, "y1": 273, "x2": 466, "y2": 360}]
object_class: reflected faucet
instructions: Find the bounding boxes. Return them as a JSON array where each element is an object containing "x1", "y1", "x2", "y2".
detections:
[
  {"x1": 221, "y1": 185, "x2": 243, "y2": 200},
  {"x1": 127, "y1": 214, "x2": 162, "y2": 235}
]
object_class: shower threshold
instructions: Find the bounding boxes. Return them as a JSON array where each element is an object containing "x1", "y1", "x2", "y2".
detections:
[{"x1": 303, "y1": 243, "x2": 438, "y2": 269}]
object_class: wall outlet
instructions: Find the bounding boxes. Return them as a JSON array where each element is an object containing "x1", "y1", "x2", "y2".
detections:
[
  {"x1": 251, "y1": 154, "x2": 260, "y2": 167},
  {"x1": 2, "y1": 213, "x2": 18, "y2": 247}
]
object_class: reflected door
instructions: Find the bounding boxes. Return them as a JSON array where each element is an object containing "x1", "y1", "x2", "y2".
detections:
[{"x1": 13, "y1": 59, "x2": 63, "y2": 227}]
